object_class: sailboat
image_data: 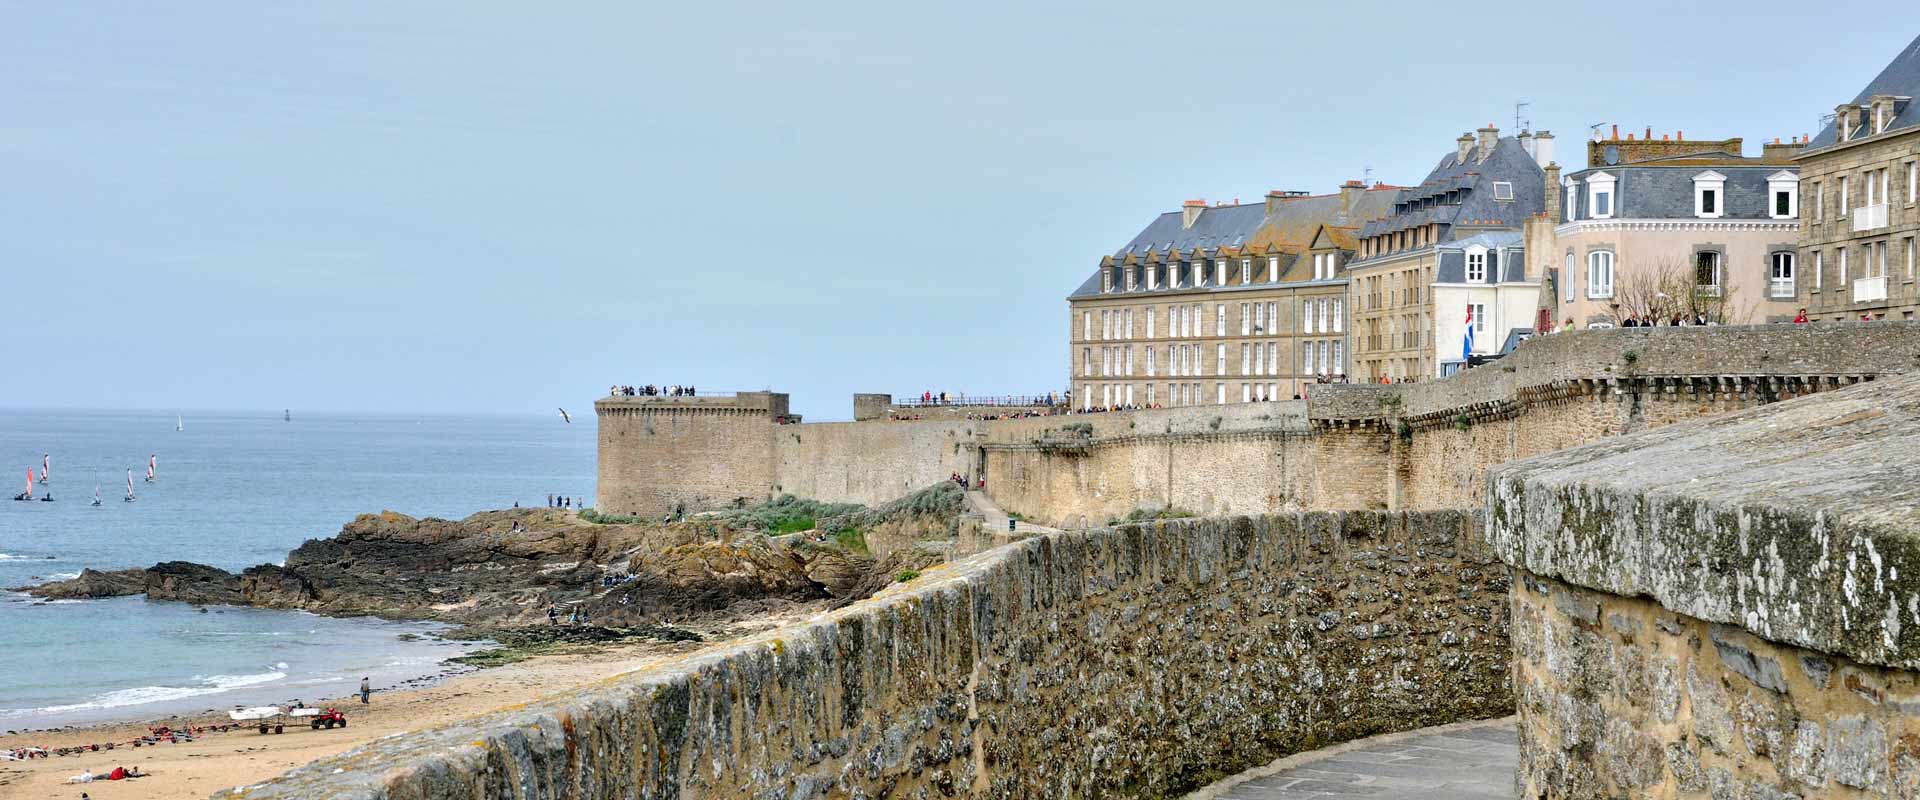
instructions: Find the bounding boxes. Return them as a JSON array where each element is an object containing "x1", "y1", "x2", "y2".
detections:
[
  {"x1": 284, "y1": 409, "x2": 291, "y2": 422},
  {"x1": 176, "y1": 415, "x2": 183, "y2": 432},
  {"x1": 125, "y1": 469, "x2": 136, "y2": 502},
  {"x1": 145, "y1": 455, "x2": 156, "y2": 483},
  {"x1": 92, "y1": 484, "x2": 102, "y2": 507},
  {"x1": 13, "y1": 470, "x2": 31, "y2": 502},
  {"x1": 40, "y1": 454, "x2": 49, "y2": 484}
]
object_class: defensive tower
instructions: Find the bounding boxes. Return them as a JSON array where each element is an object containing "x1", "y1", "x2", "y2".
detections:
[{"x1": 594, "y1": 391, "x2": 789, "y2": 518}]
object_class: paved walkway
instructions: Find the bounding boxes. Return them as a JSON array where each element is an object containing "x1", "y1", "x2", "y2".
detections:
[
  {"x1": 963, "y1": 489, "x2": 1060, "y2": 535},
  {"x1": 1186, "y1": 718, "x2": 1518, "y2": 799}
]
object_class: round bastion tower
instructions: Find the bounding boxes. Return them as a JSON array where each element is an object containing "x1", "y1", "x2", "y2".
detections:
[{"x1": 594, "y1": 391, "x2": 790, "y2": 518}]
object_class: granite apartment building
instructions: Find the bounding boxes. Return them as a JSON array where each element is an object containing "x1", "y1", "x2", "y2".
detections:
[
  {"x1": 1067, "y1": 182, "x2": 1395, "y2": 409},
  {"x1": 1796, "y1": 32, "x2": 1920, "y2": 321}
]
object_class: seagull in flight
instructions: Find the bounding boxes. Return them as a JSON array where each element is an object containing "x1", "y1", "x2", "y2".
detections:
[{"x1": 558, "y1": 408, "x2": 572, "y2": 424}]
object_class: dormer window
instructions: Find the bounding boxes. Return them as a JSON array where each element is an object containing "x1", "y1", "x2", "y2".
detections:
[
  {"x1": 1492, "y1": 181, "x2": 1514, "y2": 201},
  {"x1": 1267, "y1": 255, "x2": 1278, "y2": 282},
  {"x1": 1587, "y1": 172, "x2": 1617, "y2": 219},
  {"x1": 1465, "y1": 247, "x2": 1487, "y2": 282},
  {"x1": 1768, "y1": 171, "x2": 1799, "y2": 219},
  {"x1": 1693, "y1": 171, "x2": 1726, "y2": 219}
]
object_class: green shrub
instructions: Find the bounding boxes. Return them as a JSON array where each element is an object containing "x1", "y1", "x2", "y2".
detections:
[
  {"x1": 579, "y1": 508, "x2": 650, "y2": 525},
  {"x1": 714, "y1": 494, "x2": 866, "y2": 534},
  {"x1": 1122, "y1": 507, "x2": 1196, "y2": 523},
  {"x1": 831, "y1": 528, "x2": 869, "y2": 555},
  {"x1": 895, "y1": 568, "x2": 921, "y2": 583}
]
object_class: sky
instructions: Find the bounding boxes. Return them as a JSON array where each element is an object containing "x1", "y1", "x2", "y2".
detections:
[{"x1": 2, "y1": 2, "x2": 1915, "y2": 421}]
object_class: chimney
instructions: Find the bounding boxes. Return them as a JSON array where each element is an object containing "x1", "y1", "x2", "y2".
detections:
[
  {"x1": 1181, "y1": 199, "x2": 1205, "y2": 229},
  {"x1": 1518, "y1": 130, "x2": 1535, "y2": 159},
  {"x1": 1339, "y1": 180, "x2": 1364, "y2": 220},
  {"x1": 1476, "y1": 124, "x2": 1499, "y2": 162},
  {"x1": 1533, "y1": 131, "x2": 1555, "y2": 169},
  {"x1": 1762, "y1": 137, "x2": 1808, "y2": 162},
  {"x1": 1457, "y1": 132, "x2": 1474, "y2": 164},
  {"x1": 1543, "y1": 163, "x2": 1562, "y2": 220}
]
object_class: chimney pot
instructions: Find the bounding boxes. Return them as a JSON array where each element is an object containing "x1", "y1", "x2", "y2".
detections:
[
  {"x1": 1612, "y1": 124, "x2": 1619, "y2": 139},
  {"x1": 1645, "y1": 126, "x2": 1652, "y2": 140},
  {"x1": 1677, "y1": 130, "x2": 1683, "y2": 140},
  {"x1": 1627, "y1": 133, "x2": 1634, "y2": 140}
]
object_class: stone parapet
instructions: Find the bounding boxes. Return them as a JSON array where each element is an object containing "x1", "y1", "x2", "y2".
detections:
[
  {"x1": 1492, "y1": 371, "x2": 1920, "y2": 798},
  {"x1": 225, "y1": 511, "x2": 1510, "y2": 799}
]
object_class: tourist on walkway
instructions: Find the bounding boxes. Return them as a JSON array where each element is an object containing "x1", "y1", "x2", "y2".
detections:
[
  {"x1": 359, "y1": 677, "x2": 371, "y2": 705},
  {"x1": 1794, "y1": 308, "x2": 1809, "y2": 324}
]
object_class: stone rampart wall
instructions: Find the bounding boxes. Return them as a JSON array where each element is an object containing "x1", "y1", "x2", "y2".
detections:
[
  {"x1": 231, "y1": 511, "x2": 1511, "y2": 799},
  {"x1": 597, "y1": 403, "x2": 776, "y2": 518},
  {"x1": 772, "y1": 420, "x2": 984, "y2": 507}
]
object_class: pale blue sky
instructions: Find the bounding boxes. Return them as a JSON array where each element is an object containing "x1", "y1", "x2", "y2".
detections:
[{"x1": 3, "y1": 2, "x2": 1914, "y2": 420}]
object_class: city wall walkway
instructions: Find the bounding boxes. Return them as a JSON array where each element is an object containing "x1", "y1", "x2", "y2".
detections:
[
  {"x1": 962, "y1": 488, "x2": 1061, "y2": 534},
  {"x1": 1185, "y1": 718, "x2": 1518, "y2": 800}
]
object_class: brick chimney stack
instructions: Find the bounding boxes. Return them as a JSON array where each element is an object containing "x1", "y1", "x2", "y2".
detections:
[
  {"x1": 1543, "y1": 163, "x2": 1562, "y2": 220},
  {"x1": 1457, "y1": 132, "x2": 1474, "y2": 164},
  {"x1": 1476, "y1": 124, "x2": 1499, "y2": 162},
  {"x1": 1339, "y1": 180, "x2": 1364, "y2": 220}
]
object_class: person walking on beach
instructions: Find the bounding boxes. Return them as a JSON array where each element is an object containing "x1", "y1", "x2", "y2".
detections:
[{"x1": 359, "y1": 677, "x2": 371, "y2": 705}]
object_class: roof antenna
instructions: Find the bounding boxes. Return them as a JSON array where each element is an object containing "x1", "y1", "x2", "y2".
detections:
[
  {"x1": 1514, "y1": 101, "x2": 1531, "y2": 132},
  {"x1": 1363, "y1": 166, "x2": 1374, "y2": 186},
  {"x1": 1588, "y1": 122, "x2": 1609, "y2": 142}
]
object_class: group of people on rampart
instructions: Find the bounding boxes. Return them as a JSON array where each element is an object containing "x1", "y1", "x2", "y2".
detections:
[{"x1": 610, "y1": 384, "x2": 697, "y2": 397}]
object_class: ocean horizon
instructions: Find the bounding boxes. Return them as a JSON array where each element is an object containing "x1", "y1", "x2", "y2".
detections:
[{"x1": 0, "y1": 407, "x2": 596, "y2": 728}]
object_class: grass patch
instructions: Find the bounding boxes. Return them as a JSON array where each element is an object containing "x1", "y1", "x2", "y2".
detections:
[
  {"x1": 830, "y1": 528, "x2": 869, "y2": 555},
  {"x1": 579, "y1": 508, "x2": 650, "y2": 525},
  {"x1": 895, "y1": 568, "x2": 921, "y2": 583},
  {"x1": 1122, "y1": 507, "x2": 1196, "y2": 523},
  {"x1": 715, "y1": 494, "x2": 865, "y2": 534},
  {"x1": 770, "y1": 517, "x2": 816, "y2": 535}
]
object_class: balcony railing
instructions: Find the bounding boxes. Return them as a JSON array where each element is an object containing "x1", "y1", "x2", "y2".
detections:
[
  {"x1": 1854, "y1": 275, "x2": 1889, "y2": 303},
  {"x1": 1769, "y1": 278, "x2": 1796, "y2": 299},
  {"x1": 1854, "y1": 202, "x2": 1889, "y2": 232}
]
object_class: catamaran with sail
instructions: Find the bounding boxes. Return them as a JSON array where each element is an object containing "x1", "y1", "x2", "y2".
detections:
[
  {"x1": 92, "y1": 484, "x2": 102, "y2": 507},
  {"x1": 145, "y1": 455, "x2": 156, "y2": 483},
  {"x1": 13, "y1": 471, "x2": 31, "y2": 502},
  {"x1": 39, "y1": 455, "x2": 48, "y2": 484},
  {"x1": 125, "y1": 469, "x2": 136, "y2": 502}
]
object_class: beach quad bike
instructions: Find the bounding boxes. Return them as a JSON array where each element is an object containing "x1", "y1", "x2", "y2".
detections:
[{"x1": 308, "y1": 708, "x2": 347, "y2": 730}]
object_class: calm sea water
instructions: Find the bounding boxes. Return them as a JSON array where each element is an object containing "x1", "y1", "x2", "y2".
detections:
[{"x1": 0, "y1": 408, "x2": 595, "y2": 728}]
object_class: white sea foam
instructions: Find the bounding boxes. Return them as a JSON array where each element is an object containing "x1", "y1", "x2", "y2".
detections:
[
  {"x1": 0, "y1": 670, "x2": 289, "y2": 720},
  {"x1": 0, "y1": 553, "x2": 48, "y2": 562}
]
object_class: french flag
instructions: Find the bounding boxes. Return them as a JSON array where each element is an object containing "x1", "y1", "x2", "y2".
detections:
[{"x1": 1462, "y1": 304, "x2": 1476, "y2": 362}]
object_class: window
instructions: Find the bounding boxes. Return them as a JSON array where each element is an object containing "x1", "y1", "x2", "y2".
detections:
[
  {"x1": 1216, "y1": 383, "x2": 1225, "y2": 405},
  {"x1": 1302, "y1": 344, "x2": 1312, "y2": 374},
  {"x1": 1216, "y1": 344, "x2": 1226, "y2": 376},
  {"x1": 1216, "y1": 259, "x2": 1228, "y2": 286},
  {"x1": 1252, "y1": 303, "x2": 1264, "y2": 335},
  {"x1": 1840, "y1": 248, "x2": 1849, "y2": 284},
  {"x1": 1082, "y1": 311, "x2": 1091, "y2": 341},
  {"x1": 1840, "y1": 176, "x2": 1849, "y2": 217},
  {"x1": 1814, "y1": 182, "x2": 1824, "y2": 221},
  {"x1": 1099, "y1": 310, "x2": 1109, "y2": 340},
  {"x1": 1267, "y1": 302, "x2": 1278, "y2": 334},
  {"x1": 1146, "y1": 347, "x2": 1155, "y2": 377},
  {"x1": 1814, "y1": 250, "x2": 1823, "y2": 291},
  {"x1": 1331, "y1": 341, "x2": 1344, "y2": 375},
  {"x1": 1081, "y1": 347, "x2": 1091, "y2": 376},
  {"x1": 1563, "y1": 252, "x2": 1576, "y2": 302},
  {"x1": 1124, "y1": 309, "x2": 1133, "y2": 339},
  {"x1": 1253, "y1": 341, "x2": 1264, "y2": 375},
  {"x1": 1466, "y1": 250, "x2": 1487, "y2": 282},
  {"x1": 1319, "y1": 300, "x2": 1330, "y2": 331},
  {"x1": 1242, "y1": 383, "x2": 1251, "y2": 403},
  {"x1": 1146, "y1": 384, "x2": 1155, "y2": 407},
  {"x1": 1770, "y1": 252, "x2": 1796, "y2": 299},
  {"x1": 1101, "y1": 347, "x2": 1110, "y2": 376},
  {"x1": 1302, "y1": 299, "x2": 1315, "y2": 333},
  {"x1": 1910, "y1": 162, "x2": 1917, "y2": 204},
  {"x1": 1587, "y1": 251, "x2": 1615, "y2": 298},
  {"x1": 1769, "y1": 171, "x2": 1799, "y2": 219},
  {"x1": 1266, "y1": 342, "x2": 1277, "y2": 375},
  {"x1": 1125, "y1": 347, "x2": 1134, "y2": 376},
  {"x1": 1240, "y1": 258, "x2": 1251, "y2": 285},
  {"x1": 1695, "y1": 251, "x2": 1723, "y2": 295},
  {"x1": 1493, "y1": 181, "x2": 1514, "y2": 200},
  {"x1": 1693, "y1": 171, "x2": 1726, "y2": 218},
  {"x1": 1908, "y1": 237, "x2": 1916, "y2": 279},
  {"x1": 1331, "y1": 299, "x2": 1343, "y2": 332},
  {"x1": 1267, "y1": 255, "x2": 1279, "y2": 282},
  {"x1": 1240, "y1": 303, "x2": 1250, "y2": 336},
  {"x1": 1318, "y1": 340, "x2": 1330, "y2": 373},
  {"x1": 1240, "y1": 343, "x2": 1249, "y2": 375},
  {"x1": 1216, "y1": 304, "x2": 1225, "y2": 336},
  {"x1": 1471, "y1": 303, "x2": 1487, "y2": 333},
  {"x1": 1147, "y1": 308, "x2": 1155, "y2": 339},
  {"x1": 1587, "y1": 173, "x2": 1616, "y2": 219},
  {"x1": 1564, "y1": 181, "x2": 1576, "y2": 221}
]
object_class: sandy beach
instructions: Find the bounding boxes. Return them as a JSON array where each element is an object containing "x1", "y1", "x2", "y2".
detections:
[{"x1": 0, "y1": 607, "x2": 817, "y2": 800}]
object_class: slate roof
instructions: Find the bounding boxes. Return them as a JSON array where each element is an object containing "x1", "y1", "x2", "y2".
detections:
[
  {"x1": 1563, "y1": 164, "x2": 1796, "y2": 221},
  {"x1": 1434, "y1": 231, "x2": 1527, "y2": 284},
  {"x1": 1069, "y1": 188, "x2": 1397, "y2": 300},
  {"x1": 1806, "y1": 33, "x2": 1920, "y2": 152},
  {"x1": 1352, "y1": 135, "x2": 1545, "y2": 261}
]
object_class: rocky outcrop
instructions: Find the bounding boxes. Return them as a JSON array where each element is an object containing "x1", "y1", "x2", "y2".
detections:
[{"x1": 16, "y1": 567, "x2": 146, "y2": 599}]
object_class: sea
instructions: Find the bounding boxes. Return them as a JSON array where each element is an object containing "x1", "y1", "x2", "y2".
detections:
[{"x1": 0, "y1": 407, "x2": 595, "y2": 729}]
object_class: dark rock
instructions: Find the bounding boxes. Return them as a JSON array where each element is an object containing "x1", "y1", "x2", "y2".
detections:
[{"x1": 17, "y1": 567, "x2": 147, "y2": 599}]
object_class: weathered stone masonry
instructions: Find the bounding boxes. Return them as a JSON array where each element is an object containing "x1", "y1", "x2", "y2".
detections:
[
  {"x1": 229, "y1": 511, "x2": 1509, "y2": 798},
  {"x1": 1491, "y1": 370, "x2": 1920, "y2": 799}
]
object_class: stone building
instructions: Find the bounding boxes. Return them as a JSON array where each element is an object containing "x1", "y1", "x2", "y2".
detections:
[
  {"x1": 1348, "y1": 125, "x2": 1550, "y2": 381},
  {"x1": 1554, "y1": 127, "x2": 1803, "y2": 328},
  {"x1": 1430, "y1": 231, "x2": 1538, "y2": 376},
  {"x1": 1065, "y1": 182, "x2": 1396, "y2": 408},
  {"x1": 1795, "y1": 32, "x2": 1920, "y2": 321}
]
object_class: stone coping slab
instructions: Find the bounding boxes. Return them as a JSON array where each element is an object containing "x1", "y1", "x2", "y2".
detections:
[{"x1": 1488, "y1": 370, "x2": 1920, "y2": 669}]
